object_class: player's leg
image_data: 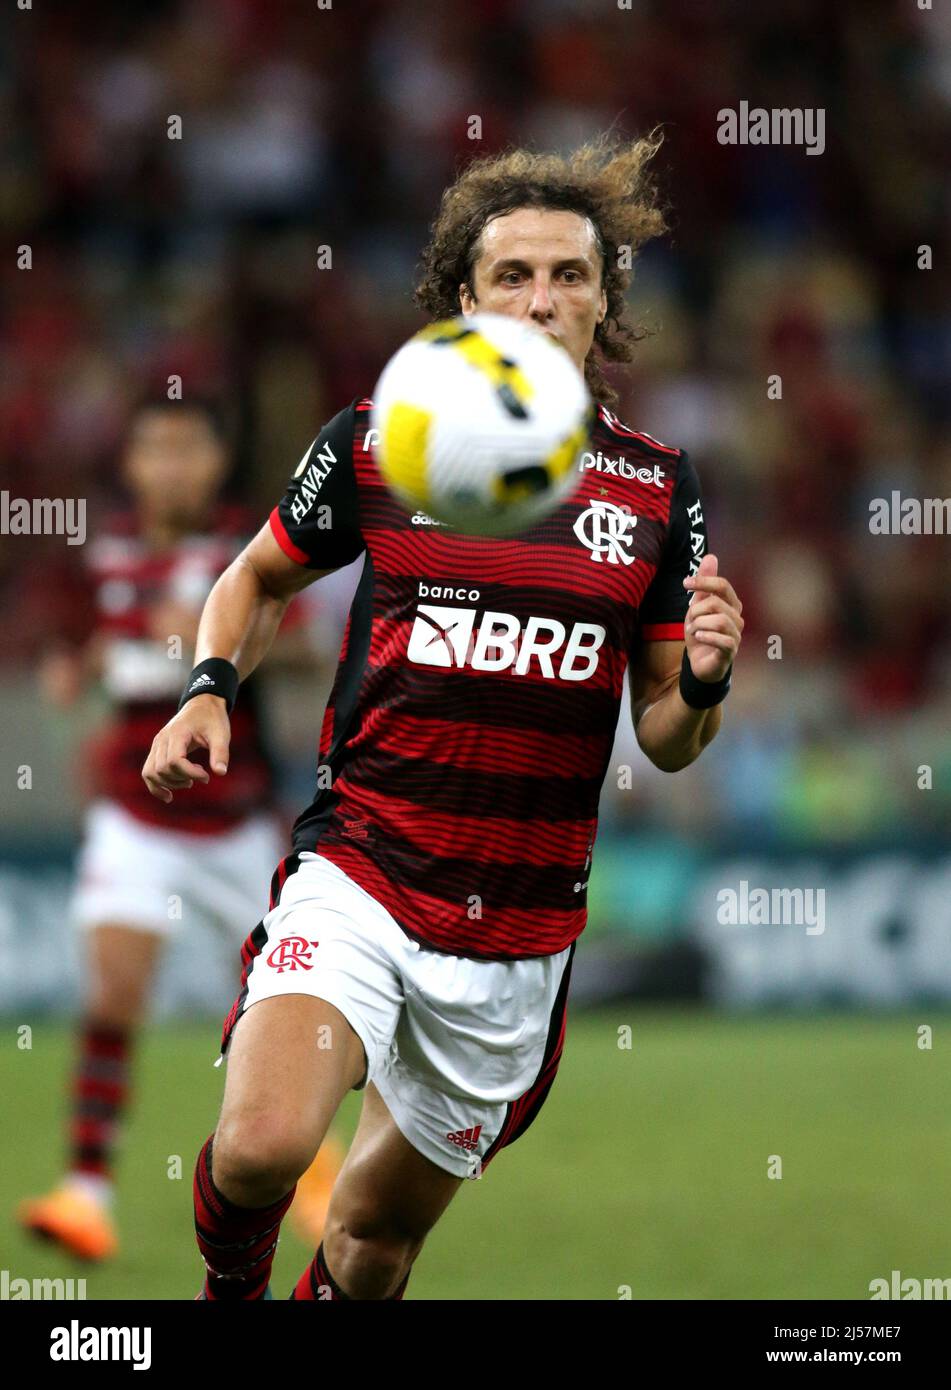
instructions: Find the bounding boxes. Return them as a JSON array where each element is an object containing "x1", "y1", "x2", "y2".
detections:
[
  {"x1": 193, "y1": 992, "x2": 366, "y2": 1299},
  {"x1": 202, "y1": 815, "x2": 347, "y2": 1244},
  {"x1": 213, "y1": 993, "x2": 365, "y2": 1203},
  {"x1": 194, "y1": 852, "x2": 409, "y2": 1299},
  {"x1": 292, "y1": 1081, "x2": 463, "y2": 1300},
  {"x1": 289, "y1": 938, "x2": 577, "y2": 1299},
  {"x1": 79, "y1": 920, "x2": 165, "y2": 1171},
  {"x1": 18, "y1": 921, "x2": 164, "y2": 1260}
]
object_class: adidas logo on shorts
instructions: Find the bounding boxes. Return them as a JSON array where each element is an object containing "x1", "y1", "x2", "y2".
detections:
[{"x1": 446, "y1": 1125, "x2": 482, "y2": 1152}]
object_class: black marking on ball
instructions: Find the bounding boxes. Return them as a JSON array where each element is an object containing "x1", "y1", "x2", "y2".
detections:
[
  {"x1": 496, "y1": 382, "x2": 529, "y2": 420},
  {"x1": 432, "y1": 327, "x2": 475, "y2": 345},
  {"x1": 500, "y1": 464, "x2": 549, "y2": 496}
]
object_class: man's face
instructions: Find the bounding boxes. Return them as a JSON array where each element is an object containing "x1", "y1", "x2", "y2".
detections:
[
  {"x1": 123, "y1": 410, "x2": 227, "y2": 525},
  {"x1": 459, "y1": 207, "x2": 607, "y2": 377}
]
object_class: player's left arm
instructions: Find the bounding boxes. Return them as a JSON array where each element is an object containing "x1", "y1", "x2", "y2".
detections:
[{"x1": 628, "y1": 451, "x2": 743, "y2": 772}]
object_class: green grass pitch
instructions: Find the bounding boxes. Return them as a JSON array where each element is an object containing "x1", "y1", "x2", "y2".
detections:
[{"x1": 2, "y1": 1009, "x2": 948, "y2": 1300}]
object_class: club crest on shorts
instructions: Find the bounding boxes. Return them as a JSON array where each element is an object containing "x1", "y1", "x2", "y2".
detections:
[{"x1": 266, "y1": 937, "x2": 320, "y2": 973}]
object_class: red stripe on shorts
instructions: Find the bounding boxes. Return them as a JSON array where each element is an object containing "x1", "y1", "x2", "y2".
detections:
[{"x1": 482, "y1": 943, "x2": 574, "y2": 1169}]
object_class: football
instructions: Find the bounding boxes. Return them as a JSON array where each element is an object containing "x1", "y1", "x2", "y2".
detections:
[{"x1": 370, "y1": 313, "x2": 593, "y2": 537}]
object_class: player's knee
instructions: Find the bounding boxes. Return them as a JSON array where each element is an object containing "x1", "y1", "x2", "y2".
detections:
[
  {"x1": 87, "y1": 984, "x2": 145, "y2": 1029},
  {"x1": 328, "y1": 1221, "x2": 421, "y2": 1298},
  {"x1": 326, "y1": 1200, "x2": 431, "y2": 1284},
  {"x1": 211, "y1": 1119, "x2": 313, "y2": 1204},
  {"x1": 87, "y1": 926, "x2": 162, "y2": 1022}
]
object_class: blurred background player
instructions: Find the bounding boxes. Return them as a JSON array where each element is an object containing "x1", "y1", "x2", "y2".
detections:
[{"x1": 17, "y1": 397, "x2": 342, "y2": 1260}]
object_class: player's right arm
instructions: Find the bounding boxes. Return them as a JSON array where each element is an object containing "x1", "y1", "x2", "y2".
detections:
[{"x1": 142, "y1": 401, "x2": 365, "y2": 803}]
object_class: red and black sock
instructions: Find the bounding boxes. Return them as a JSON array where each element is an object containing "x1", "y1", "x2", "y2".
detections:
[
  {"x1": 193, "y1": 1134, "x2": 295, "y2": 1301},
  {"x1": 291, "y1": 1241, "x2": 410, "y2": 1301},
  {"x1": 70, "y1": 1020, "x2": 132, "y2": 1180}
]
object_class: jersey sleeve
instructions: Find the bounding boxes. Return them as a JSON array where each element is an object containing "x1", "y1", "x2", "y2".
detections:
[
  {"x1": 268, "y1": 399, "x2": 366, "y2": 569},
  {"x1": 636, "y1": 451, "x2": 708, "y2": 641}
]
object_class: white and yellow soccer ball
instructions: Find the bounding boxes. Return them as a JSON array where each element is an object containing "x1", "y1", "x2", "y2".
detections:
[{"x1": 370, "y1": 313, "x2": 593, "y2": 537}]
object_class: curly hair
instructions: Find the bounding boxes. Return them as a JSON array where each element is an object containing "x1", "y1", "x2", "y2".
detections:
[{"x1": 413, "y1": 129, "x2": 667, "y2": 409}]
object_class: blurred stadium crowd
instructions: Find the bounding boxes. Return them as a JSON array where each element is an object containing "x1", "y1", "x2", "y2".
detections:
[{"x1": 2, "y1": 0, "x2": 950, "y2": 845}]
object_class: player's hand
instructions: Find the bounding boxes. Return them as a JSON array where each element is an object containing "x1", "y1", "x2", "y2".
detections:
[
  {"x1": 141, "y1": 694, "x2": 231, "y2": 803},
  {"x1": 682, "y1": 553, "x2": 744, "y2": 683}
]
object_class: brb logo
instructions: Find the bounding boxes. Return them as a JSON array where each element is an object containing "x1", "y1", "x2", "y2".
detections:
[
  {"x1": 573, "y1": 500, "x2": 638, "y2": 565},
  {"x1": 266, "y1": 937, "x2": 319, "y2": 973},
  {"x1": 408, "y1": 585, "x2": 605, "y2": 682}
]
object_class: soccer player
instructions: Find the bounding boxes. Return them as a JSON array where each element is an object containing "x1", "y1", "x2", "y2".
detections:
[
  {"x1": 143, "y1": 133, "x2": 745, "y2": 1301},
  {"x1": 18, "y1": 397, "x2": 342, "y2": 1261}
]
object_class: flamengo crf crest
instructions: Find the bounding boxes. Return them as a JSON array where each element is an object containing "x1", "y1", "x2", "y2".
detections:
[
  {"x1": 573, "y1": 499, "x2": 638, "y2": 565},
  {"x1": 266, "y1": 937, "x2": 319, "y2": 973}
]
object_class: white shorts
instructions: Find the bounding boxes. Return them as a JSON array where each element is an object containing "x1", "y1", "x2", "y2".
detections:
[
  {"x1": 221, "y1": 851, "x2": 575, "y2": 1178},
  {"x1": 71, "y1": 800, "x2": 284, "y2": 940}
]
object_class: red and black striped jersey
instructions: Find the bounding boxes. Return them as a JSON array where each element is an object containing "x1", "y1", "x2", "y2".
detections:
[
  {"x1": 269, "y1": 398, "x2": 708, "y2": 959},
  {"x1": 80, "y1": 508, "x2": 277, "y2": 834}
]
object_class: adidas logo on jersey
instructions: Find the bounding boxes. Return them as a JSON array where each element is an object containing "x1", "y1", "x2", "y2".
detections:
[
  {"x1": 579, "y1": 451, "x2": 665, "y2": 486},
  {"x1": 447, "y1": 1125, "x2": 482, "y2": 1152},
  {"x1": 411, "y1": 510, "x2": 448, "y2": 526},
  {"x1": 407, "y1": 602, "x2": 606, "y2": 682}
]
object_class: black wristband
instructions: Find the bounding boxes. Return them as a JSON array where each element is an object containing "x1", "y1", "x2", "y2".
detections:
[
  {"x1": 178, "y1": 658, "x2": 239, "y2": 714},
  {"x1": 679, "y1": 647, "x2": 732, "y2": 709}
]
